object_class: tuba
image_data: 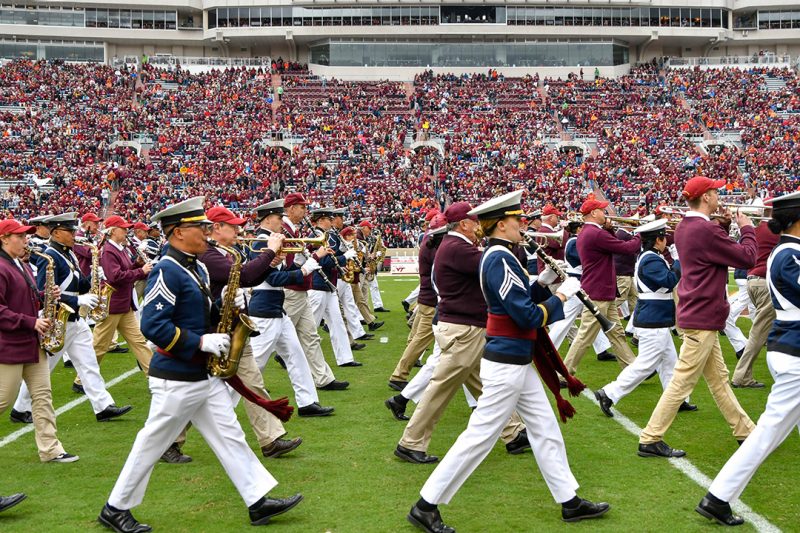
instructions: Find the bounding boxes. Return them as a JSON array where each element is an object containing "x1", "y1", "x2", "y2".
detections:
[
  {"x1": 208, "y1": 244, "x2": 256, "y2": 378},
  {"x1": 31, "y1": 249, "x2": 74, "y2": 353}
]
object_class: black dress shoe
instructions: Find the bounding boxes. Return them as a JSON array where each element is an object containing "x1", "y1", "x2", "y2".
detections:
[
  {"x1": 249, "y1": 494, "x2": 303, "y2": 525},
  {"x1": 631, "y1": 336, "x2": 639, "y2": 347},
  {"x1": 385, "y1": 397, "x2": 409, "y2": 421},
  {"x1": 9, "y1": 409, "x2": 32, "y2": 424},
  {"x1": 395, "y1": 445, "x2": 438, "y2": 464},
  {"x1": 274, "y1": 355, "x2": 287, "y2": 369},
  {"x1": 160, "y1": 443, "x2": 192, "y2": 463},
  {"x1": 356, "y1": 333, "x2": 375, "y2": 341},
  {"x1": 638, "y1": 441, "x2": 686, "y2": 458},
  {"x1": 261, "y1": 437, "x2": 302, "y2": 458},
  {"x1": 339, "y1": 361, "x2": 363, "y2": 367},
  {"x1": 595, "y1": 389, "x2": 614, "y2": 417},
  {"x1": 321, "y1": 322, "x2": 330, "y2": 333},
  {"x1": 679, "y1": 401, "x2": 698, "y2": 412},
  {"x1": 505, "y1": 429, "x2": 531, "y2": 455},
  {"x1": 407, "y1": 505, "x2": 455, "y2": 533},
  {"x1": 368, "y1": 320, "x2": 385, "y2": 331},
  {"x1": 735, "y1": 348, "x2": 744, "y2": 360},
  {"x1": 318, "y1": 379, "x2": 349, "y2": 391},
  {"x1": 298, "y1": 402, "x2": 335, "y2": 417},
  {"x1": 597, "y1": 351, "x2": 617, "y2": 362},
  {"x1": 96, "y1": 404, "x2": 133, "y2": 422},
  {"x1": 402, "y1": 300, "x2": 411, "y2": 314},
  {"x1": 562, "y1": 499, "x2": 611, "y2": 522},
  {"x1": 72, "y1": 383, "x2": 85, "y2": 395},
  {"x1": 0, "y1": 493, "x2": 26, "y2": 513},
  {"x1": 63, "y1": 359, "x2": 74, "y2": 369},
  {"x1": 351, "y1": 342, "x2": 366, "y2": 351},
  {"x1": 374, "y1": 307, "x2": 390, "y2": 313},
  {"x1": 696, "y1": 496, "x2": 744, "y2": 526},
  {"x1": 108, "y1": 345, "x2": 129, "y2": 354},
  {"x1": 98, "y1": 504, "x2": 152, "y2": 533},
  {"x1": 389, "y1": 380, "x2": 408, "y2": 391},
  {"x1": 414, "y1": 359, "x2": 423, "y2": 368},
  {"x1": 732, "y1": 381, "x2": 765, "y2": 389}
]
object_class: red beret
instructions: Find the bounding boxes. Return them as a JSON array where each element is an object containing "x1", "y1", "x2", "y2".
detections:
[
  {"x1": 682, "y1": 176, "x2": 726, "y2": 201},
  {"x1": 284, "y1": 193, "x2": 309, "y2": 208},
  {"x1": 444, "y1": 202, "x2": 477, "y2": 224}
]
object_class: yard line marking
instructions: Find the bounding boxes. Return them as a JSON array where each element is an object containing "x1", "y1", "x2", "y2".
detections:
[
  {"x1": 581, "y1": 390, "x2": 781, "y2": 533},
  {"x1": 0, "y1": 367, "x2": 141, "y2": 449}
]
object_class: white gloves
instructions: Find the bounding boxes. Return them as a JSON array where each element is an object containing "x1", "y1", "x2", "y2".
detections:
[
  {"x1": 293, "y1": 252, "x2": 307, "y2": 267},
  {"x1": 78, "y1": 293, "x2": 100, "y2": 309},
  {"x1": 344, "y1": 249, "x2": 358, "y2": 260},
  {"x1": 201, "y1": 333, "x2": 231, "y2": 357},
  {"x1": 302, "y1": 257, "x2": 320, "y2": 275},
  {"x1": 538, "y1": 266, "x2": 559, "y2": 286},
  {"x1": 668, "y1": 244, "x2": 679, "y2": 261},
  {"x1": 137, "y1": 241, "x2": 149, "y2": 253},
  {"x1": 557, "y1": 277, "x2": 582, "y2": 299},
  {"x1": 222, "y1": 285, "x2": 246, "y2": 310}
]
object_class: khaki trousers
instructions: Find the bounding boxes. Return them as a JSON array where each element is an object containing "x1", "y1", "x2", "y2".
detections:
[
  {"x1": 563, "y1": 300, "x2": 635, "y2": 375},
  {"x1": 0, "y1": 351, "x2": 66, "y2": 461},
  {"x1": 399, "y1": 322, "x2": 525, "y2": 452},
  {"x1": 233, "y1": 343, "x2": 285, "y2": 447},
  {"x1": 616, "y1": 276, "x2": 637, "y2": 317},
  {"x1": 391, "y1": 303, "x2": 436, "y2": 382},
  {"x1": 640, "y1": 329, "x2": 755, "y2": 444},
  {"x1": 733, "y1": 279, "x2": 775, "y2": 386},
  {"x1": 352, "y1": 280, "x2": 375, "y2": 324},
  {"x1": 283, "y1": 289, "x2": 336, "y2": 388}
]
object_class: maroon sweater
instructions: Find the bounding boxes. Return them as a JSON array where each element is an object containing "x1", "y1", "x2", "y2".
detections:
[
  {"x1": 417, "y1": 233, "x2": 438, "y2": 308},
  {"x1": 0, "y1": 251, "x2": 41, "y2": 364},
  {"x1": 674, "y1": 214, "x2": 757, "y2": 331},
  {"x1": 747, "y1": 222, "x2": 780, "y2": 278},
  {"x1": 101, "y1": 240, "x2": 148, "y2": 314},
  {"x1": 577, "y1": 223, "x2": 641, "y2": 301},
  {"x1": 433, "y1": 232, "x2": 486, "y2": 327}
]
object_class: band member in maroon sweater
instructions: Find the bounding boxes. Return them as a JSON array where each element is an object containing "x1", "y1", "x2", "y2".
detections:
[{"x1": 639, "y1": 176, "x2": 757, "y2": 458}]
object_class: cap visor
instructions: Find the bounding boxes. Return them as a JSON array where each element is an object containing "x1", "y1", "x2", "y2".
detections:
[
  {"x1": 228, "y1": 216, "x2": 247, "y2": 225},
  {"x1": 711, "y1": 179, "x2": 727, "y2": 189},
  {"x1": 15, "y1": 225, "x2": 36, "y2": 234}
]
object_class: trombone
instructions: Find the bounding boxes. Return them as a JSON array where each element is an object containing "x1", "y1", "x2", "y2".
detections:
[
  {"x1": 239, "y1": 235, "x2": 326, "y2": 253},
  {"x1": 525, "y1": 231, "x2": 564, "y2": 246}
]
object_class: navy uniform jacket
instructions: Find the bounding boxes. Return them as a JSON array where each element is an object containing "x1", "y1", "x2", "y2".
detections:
[
  {"x1": 480, "y1": 239, "x2": 565, "y2": 365},
  {"x1": 248, "y1": 229, "x2": 305, "y2": 318},
  {"x1": 632, "y1": 250, "x2": 681, "y2": 329},
  {"x1": 564, "y1": 236, "x2": 582, "y2": 279},
  {"x1": 766, "y1": 235, "x2": 800, "y2": 358},
  {"x1": 28, "y1": 234, "x2": 50, "y2": 274},
  {"x1": 38, "y1": 240, "x2": 91, "y2": 320},
  {"x1": 141, "y1": 246, "x2": 219, "y2": 381},
  {"x1": 311, "y1": 229, "x2": 346, "y2": 292}
]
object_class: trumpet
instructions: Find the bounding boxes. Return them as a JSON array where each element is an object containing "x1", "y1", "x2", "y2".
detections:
[
  {"x1": 606, "y1": 215, "x2": 643, "y2": 225},
  {"x1": 658, "y1": 206, "x2": 730, "y2": 222},
  {"x1": 240, "y1": 235, "x2": 327, "y2": 253},
  {"x1": 525, "y1": 231, "x2": 564, "y2": 245},
  {"x1": 721, "y1": 203, "x2": 769, "y2": 215}
]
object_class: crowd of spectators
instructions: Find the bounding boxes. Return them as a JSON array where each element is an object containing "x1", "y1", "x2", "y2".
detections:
[{"x1": 1, "y1": 59, "x2": 798, "y2": 247}]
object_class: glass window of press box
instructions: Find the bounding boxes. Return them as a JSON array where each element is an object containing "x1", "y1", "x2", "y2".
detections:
[
  {"x1": 506, "y1": 7, "x2": 727, "y2": 27},
  {"x1": 0, "y1": 6, "x2": 85, "y2": 27},
  {"x1": 85, "y1": 9, "x2": 177, "y2": 30},
  {"x1": 758, "y1": 11, "x2": 800, "y2": 30},
  {"x1": 310, "y1": 41, "x2": 628, "y2": 67},
  {"x1": 0, "y1": 41, "x2": 103, "y2": 62}
]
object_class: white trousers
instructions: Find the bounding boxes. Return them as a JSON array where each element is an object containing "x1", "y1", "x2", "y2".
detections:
[
  {"x1": 308, "y1": 290, "x2": 354, "y2": 365},
  {"x1": 15, "y1": 319, "x2": 114, "y2": 415},
  {"x1": 405, "y1": 285, "x2": 420, "y2": 306},
  {"x1": 420, "y1": 359, "x2": 579, "y2": 505},
  {"x1": 709, "y1": 352, "x2": 800, "y2": 502},
  {"x1": 249, "y1": 315, "x2": 319, "y2": 409},
  {"x1": 603, "y1": 327, "x2": 677, "y2": 404},
  {"x1": 108, "y1": 377, "x2": 277, "y2": 509},
  {"x1": 724, "y1": 280, "x2": 752, "y2": 353},
  {"x1": 369, "y1": 277, "x2": 384, "y2": 309},
  {"x1": 336, "y1": 280, "x2": 366, "y2": 339},
  {"x1": 402, "y1": 326, "x2": 477, "y2": 407},
  {"x1": 548, "y1": 294, "x2": 611, "y2": 354}
]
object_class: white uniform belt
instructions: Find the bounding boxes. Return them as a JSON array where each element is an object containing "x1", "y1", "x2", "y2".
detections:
[
  {"x1": 252, "y1": 288, "x2": 282, "y2": 292},
  {"x1": 775, "y1": 308, "x2": 800, "y2": 321},
  {"x1": 62, "y1": 291, "x2": 79, "y2": 296},
  {"x1": 638, "y1": 292, "x2": 672, "y2": 301}
]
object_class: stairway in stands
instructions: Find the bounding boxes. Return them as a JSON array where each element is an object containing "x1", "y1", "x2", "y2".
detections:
[{"x1": 763, "y1": 75, "x2": 787, "y2": 92}]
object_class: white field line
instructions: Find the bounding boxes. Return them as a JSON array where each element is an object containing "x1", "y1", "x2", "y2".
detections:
[
  {"x1": 0, "y1": 367, "x2": 141, "y2": 449},
  {"x1": 581, "y1": 390, "x2": 781, "y2": 533}
]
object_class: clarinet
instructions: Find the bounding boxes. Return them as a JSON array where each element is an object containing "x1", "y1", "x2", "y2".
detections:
[
  {"x1": 300, "y1": 216, "x2": 337, "y2": 292},
  {"x1": 523, "y1": 232, "x2": 616, "y2": 333}
]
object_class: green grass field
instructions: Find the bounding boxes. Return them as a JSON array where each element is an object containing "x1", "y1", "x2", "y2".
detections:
[{"x1": 0, "y1": 276, "x2": 797, "y2": 532}]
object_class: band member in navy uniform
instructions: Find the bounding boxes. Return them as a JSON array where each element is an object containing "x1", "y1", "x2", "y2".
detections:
[
  {"x1": 26, "y1": 215, "x2": 52, "y2": 274},
  {"x1": 13, "y1": 212, "x2": 132, "y2": 423},
  {"x1": 248, "y1": 200, "x2": 334, "y2": 418},
  {"x1": 595, "y1": 219, "x2": 696, "y2": 416},
  {"x1": 407, "y1": 191, "x2": 609, "y2": 533},
  {"x1": 100, "y1": 197, "x2": 302, "y2": 533},
  {"x1": 698, "y1": 191, "x2": 800, "y2": 526}
]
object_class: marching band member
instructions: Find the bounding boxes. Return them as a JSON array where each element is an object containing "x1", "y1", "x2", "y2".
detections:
[
  {"x1": 401, "y1": 210, "x2": 440, "y2": 316},
  {"x1": 353, "y1": 221, "x2": 385, "y2": 331},
  {"x1": 0, "y1": 218, "x2": 78, "y2": 465},
  {"x1": 407, "y1": 191, "x2": 608, "y2": 533},
  {"x1": 639, "y1": 176, "x2": 757, "y2": 458},
  {"x1": 395, "y1": 202, "x2": 528, "y2": 465},
  {"x1": 594, "y1": 219, "x2": 696, "y2": 416},
  {"x1": 13, "y1": 213, "x2": 132, "y2": 423},
  {"x1": 306, "y1": 208, "x2": 362, "y2": 367},
  {"x1": 536, "y1": 204, "x2": 566, "y2": 275},
  {"x1": 330, "y1": 211, "x2": 372, "y2": 345},
  {"x1": 359, "y1": 220, "x2": 389, "y2": 313},
  {"x1": 697, "y1": 191, "x2": 800, "y2": 526},
  {"x1": 281, "y1": 193, "x2": 349, "y2": 391},
  {"x1": 200, "y1": 205, "x2": 305, "y2": 457},
  {"x1": 100, "y1": 197, "x2": 303, "y2": 532},
  {"x1": 248, "y1": 200, "x2": 335, "y2": 417},
  {"x1": 26, "y1": 215, "x2": 53, "y2": 273},
  {"x1": 73, "y1": 212, "x2": 102, "y2": 276},
  {"x1": 563, "y1": 195, "x2": 640, "y2": 375}
]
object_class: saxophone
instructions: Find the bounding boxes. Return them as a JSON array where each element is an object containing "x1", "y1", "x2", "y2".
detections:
[
  {"x1": 30, "y1": 249, "x2": 74, "y2": 353},
  {"x1": 364, "y1": 234, "x2": 385, "y2": 282},
  {"x1": 208, "y1": 244, "x2": 256, "y2": 378},
  {"x1": 80, "y1": 240, "x2": 116, "y2": 322}
]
